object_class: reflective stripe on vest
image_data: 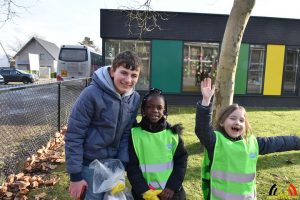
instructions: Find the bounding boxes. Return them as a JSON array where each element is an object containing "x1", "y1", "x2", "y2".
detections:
[
  {"x1": 140, "y1": 161, "x2": 174, "y2": 173},
  {"x1": 212, "y1": 170, "x2": 255, "y2": 183},
  {"x1": 212, "y1": 188, "x2": 256, "y2": 200},
  {"x1": 131, "y1": 127, "x2": 179, "y2": 190}
]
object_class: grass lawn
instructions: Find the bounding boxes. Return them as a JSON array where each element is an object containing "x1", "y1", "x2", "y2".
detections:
[{"x1": 27, "y1": 106, "x2": 300, "y2": 199}]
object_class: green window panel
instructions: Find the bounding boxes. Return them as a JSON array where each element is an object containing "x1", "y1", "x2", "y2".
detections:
[
  {"x1": 234, "y1": 43, "x2": 249, "y2": 95},
  {"x1": 151, "y1": 40, "x2": 183, "y2": 93}
]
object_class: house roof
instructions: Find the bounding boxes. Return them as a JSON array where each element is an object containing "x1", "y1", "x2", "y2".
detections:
[{"x1": 13, "y1": 37, "x2": 59, "y2": 60}]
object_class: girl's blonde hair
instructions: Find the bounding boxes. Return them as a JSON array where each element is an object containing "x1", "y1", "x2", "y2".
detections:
[{"x1": 216, "y1": 104, "x2": 252, "y2": 138}]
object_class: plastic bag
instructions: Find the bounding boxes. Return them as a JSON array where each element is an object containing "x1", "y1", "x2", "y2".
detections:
[
  {"x1": 103, "y1": 188, "x2": 134, "y2": 200},
  {"x1": 89, "y1": 159, "x2": 133, "y2": 200}
]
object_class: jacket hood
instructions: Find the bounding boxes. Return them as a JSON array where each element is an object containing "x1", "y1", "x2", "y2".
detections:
[
  {"x1": 137, "y1": 117, "x2": 183, "y2": 134},
  {"x1": 92, "y1": 66, "x2": 134, "y2": 99}
]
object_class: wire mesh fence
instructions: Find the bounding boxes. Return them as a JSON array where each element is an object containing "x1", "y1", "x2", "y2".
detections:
[{"x1": 0, "y1": 78, "x2": 89, "y2": 183}]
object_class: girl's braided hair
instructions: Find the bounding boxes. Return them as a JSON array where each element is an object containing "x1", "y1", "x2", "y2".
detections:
[
  {"x1": 141, "y1": 88, "x2": 184, "y2": 135},
  {"x1": 141, "y1": 88, "x2": 168, "y2": 116}
]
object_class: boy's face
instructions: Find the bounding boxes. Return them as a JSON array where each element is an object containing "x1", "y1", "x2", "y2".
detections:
[{"x1": 109, "y1": 65, "x2": 140, "y2": 95}]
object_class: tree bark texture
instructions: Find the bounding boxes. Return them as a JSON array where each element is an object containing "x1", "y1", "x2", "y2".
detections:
[{"x1": 213, "y1": 0, "x2": 255, "y2": 124}]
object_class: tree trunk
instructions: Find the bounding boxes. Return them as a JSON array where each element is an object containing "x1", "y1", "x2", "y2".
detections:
[{"x1": 213, "y1": 0, "x2": 255, "y2": 124}]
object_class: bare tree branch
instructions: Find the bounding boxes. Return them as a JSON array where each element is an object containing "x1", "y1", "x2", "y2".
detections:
[
  {"x1": 5, "y1": 37, "x2": 25, "y2": 55},
  {"x1": 120, "y1": 0, "x2": 169, "y2": 38},
  {"x1": 0, "y1": 0, "x2": 32, "y2": 28}
]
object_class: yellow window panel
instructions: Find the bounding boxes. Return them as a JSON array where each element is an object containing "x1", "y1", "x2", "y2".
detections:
[{"x1": 263, "y1": 45, "x2": 285, "y2": 95}]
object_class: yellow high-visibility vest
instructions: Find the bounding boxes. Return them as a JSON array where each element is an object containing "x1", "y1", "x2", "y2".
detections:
[
  {"x1": 201, "y1": 131, "x2": 258, "y2": 200},
  {"x1": 131, "y1": 127, "x2": 179, "y2": 189}
]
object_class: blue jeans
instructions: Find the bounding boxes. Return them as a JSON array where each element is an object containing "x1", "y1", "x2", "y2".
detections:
[{"x1": 82, "y1": 166, "x2": 105, "y2": 200}]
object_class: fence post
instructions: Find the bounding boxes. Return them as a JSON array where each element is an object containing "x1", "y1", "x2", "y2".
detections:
[{"x1": 58, "y1": 82, "x2": 61, "y2": 132}]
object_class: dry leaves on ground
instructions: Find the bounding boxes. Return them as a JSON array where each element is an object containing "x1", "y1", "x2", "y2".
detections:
[{"x1": 0, "y1": 127, "x2": 67, "y2": 200}]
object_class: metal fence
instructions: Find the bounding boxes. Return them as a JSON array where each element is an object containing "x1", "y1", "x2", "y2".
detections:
[{"x1": 0, "y1": 79, "x2": 89, "y2": 183}]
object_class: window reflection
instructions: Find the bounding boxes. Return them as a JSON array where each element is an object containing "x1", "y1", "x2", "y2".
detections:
[
  {"x1": 182, "y1": 42, "x2": 219, "y2": 92},
  {"x1": 282, "y1": 48, "x2": 299, "y2": 95},
  {"x1": 247, "y1": 45, "x2": 265, "y2": 94},
  {"x1": 104, "y1": 40, "x2": 150, "y2": 90}
]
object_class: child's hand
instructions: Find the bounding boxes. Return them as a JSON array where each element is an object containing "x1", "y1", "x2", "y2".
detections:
[
  {"x1": 159, "y1": 188, "x2": 175, "y2": 200},
  {"x1": 201, "y1": 78, "x2": 215, "y2": 106},
  {"x1": 69, "y1": 180, "x2": 88, "y2": 199}
]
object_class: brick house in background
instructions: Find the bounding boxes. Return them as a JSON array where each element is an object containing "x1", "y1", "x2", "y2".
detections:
[{"x1": 13, "y1": 37, "x2": 59, "y2": 78}]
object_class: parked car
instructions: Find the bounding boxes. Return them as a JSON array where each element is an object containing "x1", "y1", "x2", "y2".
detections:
[
  {"x1": 0, "y1": 68, "x2": 39, "y2": 84},
  {"x1": 0, "y1": 74, "x2": 4, "y2": 84}
]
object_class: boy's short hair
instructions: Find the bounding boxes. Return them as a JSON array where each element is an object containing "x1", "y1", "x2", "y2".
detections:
[{"x1": 112, "y1": 51, "x2": 142, "y2": 71}]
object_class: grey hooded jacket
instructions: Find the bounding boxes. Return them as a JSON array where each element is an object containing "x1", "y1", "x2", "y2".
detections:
[{"x1": 65, "y1": 66, "x2": 140, "y2": 181}]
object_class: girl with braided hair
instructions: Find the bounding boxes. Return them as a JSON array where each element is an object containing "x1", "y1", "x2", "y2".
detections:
[{"x1": 127, "y1": 88, "x2": 188, "y2": 200}]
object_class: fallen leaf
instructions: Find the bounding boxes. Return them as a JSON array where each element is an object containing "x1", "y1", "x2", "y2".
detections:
[
  {"x1": 44, "y1": 177, "x2": 59, "y2": 186},
  {"x1": 54, "y1": 132, "x2": 61, "y2": 138},
  {"x1": 20, "y1": 176, "x2": 30, "y2": 182},
  {"x1": 46, "y1": 141, "x2": 51, "y2": 149},
  {"x1": 7, "y1": 174, "x2": 15, "y2": 184},
  {"x1": 24, "y1": 166, "x2": 32, "y2": 172},
  {"x1": 14, "y1": 194, "x2": 28, "y2": 200},
  {"x1": 55, "y1": 158, "x2": 65, "y2": 163},
  {"x1": 30, "y1": 181, "x2": 39, "y2": 188},
  {"x1": 19, "y1": 188, "x2": 29, "y2": 195},
  {"x1": 15, "y1": 181, "x2": 30, "y2": 189},
  {"x1": 29, "y1": 155, "x2": 36, "y2": 166},
  {"x1": 5, "y1": 191, "x2": 13, "y2": 197},
  {"x1": 2, "y1": 196, "x2": 14, "y2": 200},
  {"x1": 29, "y1": 176, "x2": 37, "y2": 183},
  {"x1": 37, "y1": 149, "x2": 44, "y2": 156},
  {"x1": 36, "y1": 176, "x2": 43, "y2": 183},
  {"x1": 15, "y1": 173, "x2": 24, "y2": 180},
  {"x1": 0, "y1": 184, "x2": 8, "y2": 193}
]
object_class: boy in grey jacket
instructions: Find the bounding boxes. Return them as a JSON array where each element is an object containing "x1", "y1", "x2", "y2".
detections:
[{"x1": 65, "y1": 51, "x2": 142, "y2": 200}]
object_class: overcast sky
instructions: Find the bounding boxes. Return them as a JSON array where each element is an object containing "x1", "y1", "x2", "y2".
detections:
[{"x1": 1, "y1": 0, "x2": 300, "y2": 55}]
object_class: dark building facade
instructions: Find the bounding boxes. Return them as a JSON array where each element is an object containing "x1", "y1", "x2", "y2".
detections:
[{"x1": 100, "y1": 9, "x2": 300, "y2": 107}]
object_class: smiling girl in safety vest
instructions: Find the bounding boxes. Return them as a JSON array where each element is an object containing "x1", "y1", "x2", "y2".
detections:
[
  {"x1": 127, "y1": 88, "x2": 188, "y2": 200},
  {"x1": 195, "y1": 78, "x2": 300, "y2": 200}
]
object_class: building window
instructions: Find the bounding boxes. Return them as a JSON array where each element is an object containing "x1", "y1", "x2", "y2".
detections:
[
  {"x1": 282, "y1": 48, "x2": 299, "y2": 95},
  {"x1": 247, "y1": 45, "x2": 265, "y2": 94},
  {"x1": 104, "y1": 39, "x2": 150, "y2": 90},
  {"x1": 182, "y1": 42, "x2": 219, "y2": 92}
]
